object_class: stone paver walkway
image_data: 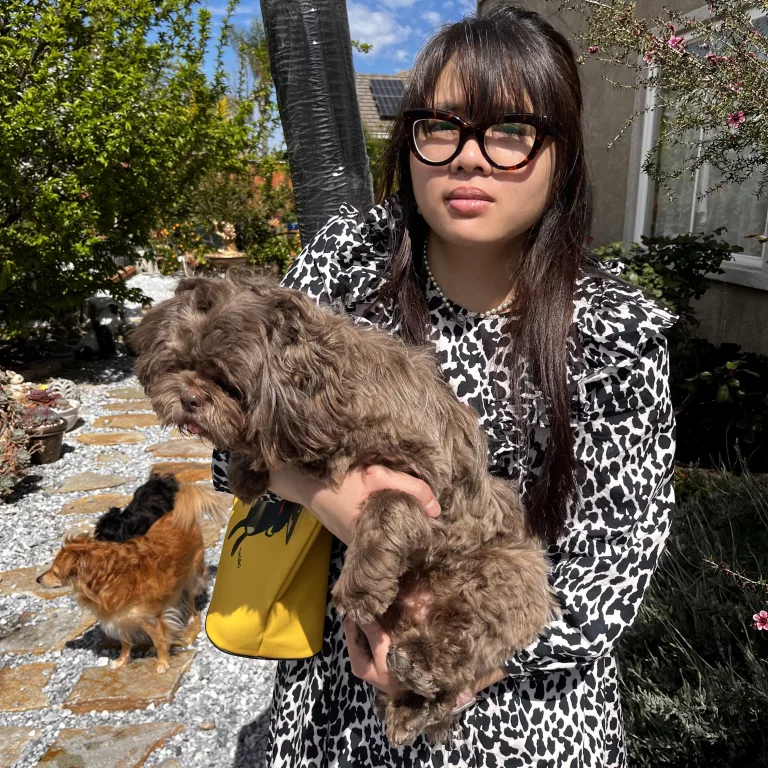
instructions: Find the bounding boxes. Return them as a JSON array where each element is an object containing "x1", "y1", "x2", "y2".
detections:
[{"x1": 0, "y1": 372, "x2": 275, "y2": 767}]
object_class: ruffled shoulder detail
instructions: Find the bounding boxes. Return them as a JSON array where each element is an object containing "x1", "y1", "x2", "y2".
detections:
[
  {"x1": 570, "y1": 261, "x2": 678, "y2": 390},
  {"x1": 324, "y1": 192, "x2": 404, "y2": 269}
]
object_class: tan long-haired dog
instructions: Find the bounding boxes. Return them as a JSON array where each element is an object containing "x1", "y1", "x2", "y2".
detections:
[
  {"x1": 38, "y1": 484, "x2": 229, "y2": 673},
  {"x1": 130, "y1": 271, "x2": 556, "y2": 744}
]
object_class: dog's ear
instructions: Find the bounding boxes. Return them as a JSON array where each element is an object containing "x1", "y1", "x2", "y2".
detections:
[
  {"x1": 175, "y1": 278, "x2": 225, "y2": 314},
  {"x1": 226, "y1": 268, "x2": 280, "y2": 297},
  {"x1": 52, "y1": 541, "x2": 88, "y2": 582}
]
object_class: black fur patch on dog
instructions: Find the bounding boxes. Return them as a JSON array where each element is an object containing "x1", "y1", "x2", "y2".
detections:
[{"x1": 94, "y1": 474, "x2": 179, "y2": 542}]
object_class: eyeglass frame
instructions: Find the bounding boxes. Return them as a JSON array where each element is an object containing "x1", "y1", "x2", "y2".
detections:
[{"x1": 403, "y1": 108, "x2": 555, "y2": 171}]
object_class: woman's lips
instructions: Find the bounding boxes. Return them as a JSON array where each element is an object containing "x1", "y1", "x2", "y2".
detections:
[{"x1": 446, "y1": 198, "x2": 492, "y2": 213}]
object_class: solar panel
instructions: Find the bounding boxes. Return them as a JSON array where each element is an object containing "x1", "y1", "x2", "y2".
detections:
[{"x1": 370, "y1": 78, "x2": 404, "y2": 119}]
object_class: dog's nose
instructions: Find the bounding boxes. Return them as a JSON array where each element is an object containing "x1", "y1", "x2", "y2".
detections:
[{"x1": 181, "y1": 387, "x2": 205, "y2": 412}]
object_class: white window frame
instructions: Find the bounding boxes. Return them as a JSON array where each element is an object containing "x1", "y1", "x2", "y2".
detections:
[{"x1": 626, "y1": 5, "x2": 768, "y2": 291}]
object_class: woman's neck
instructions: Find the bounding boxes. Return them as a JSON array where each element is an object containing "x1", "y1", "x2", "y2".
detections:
[{"x1": 425, "y1": 231, "x2": 520, "y2": 314}]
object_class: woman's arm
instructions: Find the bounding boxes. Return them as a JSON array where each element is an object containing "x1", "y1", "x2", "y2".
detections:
[{"x1": 267, "y1": 463, "x2": 441, "y2": 545}]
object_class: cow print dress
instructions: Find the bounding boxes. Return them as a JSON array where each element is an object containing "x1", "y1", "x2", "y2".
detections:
[{"x1": 211, "y1": 193, "x2": 678, "y2": 768}]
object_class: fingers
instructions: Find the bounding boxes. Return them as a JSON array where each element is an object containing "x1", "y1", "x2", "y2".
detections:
[
  {"x1": 358, "y1": 620, "x2": 391, "y2": 670},
  {"x1": 342, "y1": 617, "x2": 375, "y2": 680},
  {"x1": 365, "y1": 466, "x2": 441, "y2": 517}
]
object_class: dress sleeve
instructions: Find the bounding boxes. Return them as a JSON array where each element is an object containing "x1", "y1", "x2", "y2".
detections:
[
  {"x1": 503, "y1": 284, "x2": 678, "y2": 676},
  {"x1": 210, "y1": 204, "x2": 366, "y2": 494}
]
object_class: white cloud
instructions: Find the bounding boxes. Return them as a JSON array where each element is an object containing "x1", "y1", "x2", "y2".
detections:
[
  {"x1": 347, "y1": 2, "x2": 414, "y2": 56},
  {"x1": 421, "y1": 11, "x2": 441, "y2": 25},
  {"x1": 378, "y1": 0, "x2": 418, "y2": 7},
  {"x1": 394, "y1": 49, "x2": 411, "y2": 62},
  {"x1": 207, "y1": 3, "x2": 259, "y2": 15}
]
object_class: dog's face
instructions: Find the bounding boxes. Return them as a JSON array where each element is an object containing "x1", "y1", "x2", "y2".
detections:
[
  {"x1": 37, "y1": 545, "x2": 83, "y2": 588},
  {"x1": 130, "y1": 271, "x2": 314, "y2": 451}
]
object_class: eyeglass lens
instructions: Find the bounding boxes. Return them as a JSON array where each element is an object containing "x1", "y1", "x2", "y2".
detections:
[{"x1": 412, "y1": 119, "x2": 536, "y2": 166}]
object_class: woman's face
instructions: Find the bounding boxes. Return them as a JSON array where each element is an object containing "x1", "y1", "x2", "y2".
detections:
[{"x1": 409, "y1": 65, "x2": 556, "y2": 252}]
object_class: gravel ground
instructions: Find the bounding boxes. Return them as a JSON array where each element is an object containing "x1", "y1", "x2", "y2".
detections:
[{"x1": 0, "y1": 273, "x2": 276, "y2": 768}]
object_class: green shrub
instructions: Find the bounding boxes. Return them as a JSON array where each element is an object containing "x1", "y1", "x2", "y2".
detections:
[
  {"x1": 0, "y1": 0, "x2": 253, "y2": 335},
  {"x1": 621, "y1": 468, "x2": 768, "y2": 766},
  {"x1": 592, "y1": 229, "x2": 737, "y2": 326}
]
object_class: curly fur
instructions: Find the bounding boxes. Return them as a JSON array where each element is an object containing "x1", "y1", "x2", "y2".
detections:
[
  {"x1": 130, "y1": 269, "x2": 557, "y2": 744},
  {"x1": 94, "y1": 474, "x2": 179, "y2": 543}
]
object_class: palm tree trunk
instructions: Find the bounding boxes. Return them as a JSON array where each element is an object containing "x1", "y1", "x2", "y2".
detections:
[{"x1": 260, "y1": 0, "x2": 374, "y2": 247}]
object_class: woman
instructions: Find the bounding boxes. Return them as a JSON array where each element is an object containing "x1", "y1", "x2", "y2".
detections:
[{"x1": 212, "y1": 5, "x2": 677, "y2": 766}]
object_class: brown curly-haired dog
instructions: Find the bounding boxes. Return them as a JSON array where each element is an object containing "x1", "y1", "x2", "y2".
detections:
[{"x1": 131, "y1": 270, "x2": 556, "y2": 745}]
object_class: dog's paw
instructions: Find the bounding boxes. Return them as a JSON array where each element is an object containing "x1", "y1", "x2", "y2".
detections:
[
  {"x1": 109, "y1": 658, "x2": 128, "y2": 671},
  {"x1": 331, "y1": 576, "x2": 394, "y2": 625},
  {"x1": 155, "y1": 660, "x2": 170, "y2": 674},
  {"x1": 385, "y1": 692, "x2": 445, "y2": 747},
  {"x1": 386, "y1": 641, "x2": 438, "y2": 699}
]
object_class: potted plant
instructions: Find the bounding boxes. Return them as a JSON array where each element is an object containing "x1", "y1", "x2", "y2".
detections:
[
  {"x1": 22, "y1": 405, "x2": 67, "y2": 464},
  {"x1": 22, "y1": 386, "x2": 81, "y2": 432}
]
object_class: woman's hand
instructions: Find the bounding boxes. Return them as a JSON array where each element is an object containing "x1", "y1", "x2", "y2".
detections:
[
  {"x1": 267, "y1": 464, "x2": 441, "y2": 546},
  {"x1": 342, "y1": 617, "x2": 403, "y2": 698},
  {"x1": 342, "y1": 617, "x2": 507, "y2": 706}
]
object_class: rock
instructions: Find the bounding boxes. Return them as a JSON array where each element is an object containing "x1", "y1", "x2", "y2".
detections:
[
  {"x1": 61, "y1": 523, "x2": 95, "y2": 540},
  {"x1": 63, "y1": 651, "x2": 195, "y2": 714},
  {"x1": 201, "y1": 518, "x2": 224, "y2": 549},
  {"x1": 60, "y1": 493, "x2": 134, "y2": 516},
  {"x1": 36, "y1": 723, "x2": 184, "y2": 767},
  {"x1": 108, "y1": 387, "x2": 148, "y2": 399},
  {"x1": 0, "y1": 609, "x2": 96, "y2": 655},
  {"x1": 0, "y1": 566, "x2": 71, "y2": 600},
  {"x1": 92, "y1": 414, "x2": 159, "y2": 429},
  {"x1": 50, "y1": 472, "x2": 130, "y2": 494},
  {"x1": 156, "y1": 760, "x2": 183, "y2": 768},
  {"x1": 75, "y1": 432, "x2": 146, "y2": 446},
  {"x1": 95, "y1": 453, "x2": 131, "y2": 465},
  {"x1": 199, "y1": 720, "x2": 216, "y2": 731},
  {"x1": 103, "y1": 400, "x2": 154, "y2": 412},
  {"x1": 149, "y1": 462, "x2": 211, "y2": 483},
  {"x1": 146, "y1": 438, "x2": 214, "y2": 459},
  {"x1": 0, "y1": 662, "x2": 55, "y2": 712},
  {"x1": 0, "y1": 726, "x2": 37, "y2": 766}
]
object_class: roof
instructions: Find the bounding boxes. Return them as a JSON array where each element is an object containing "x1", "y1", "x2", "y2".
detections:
[{"x1": 354, "y1": 70, "x2": 410, "y2": 139}]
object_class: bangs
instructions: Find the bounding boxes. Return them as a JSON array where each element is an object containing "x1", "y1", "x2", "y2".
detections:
[{"x1": 405, "y1": 14, "x2": 569, "y2": 129}]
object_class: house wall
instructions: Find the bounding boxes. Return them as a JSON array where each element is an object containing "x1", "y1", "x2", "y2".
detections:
[{"x1": 477, "y1": 0, "x2": 768, "y2": 356}]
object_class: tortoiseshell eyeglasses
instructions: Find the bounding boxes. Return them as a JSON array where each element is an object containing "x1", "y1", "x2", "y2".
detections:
[{"x1": 403, "y1": 109, "x2": 554, "y2": 171}]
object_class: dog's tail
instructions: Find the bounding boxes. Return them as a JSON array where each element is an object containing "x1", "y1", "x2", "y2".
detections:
[{"x1": 170, "y1": 483, "x2": 231, "y2": 533}]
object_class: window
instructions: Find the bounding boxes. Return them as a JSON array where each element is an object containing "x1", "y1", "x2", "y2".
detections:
[{"x1": 630, "y1": 8, "x2": 768, "y2": 290}]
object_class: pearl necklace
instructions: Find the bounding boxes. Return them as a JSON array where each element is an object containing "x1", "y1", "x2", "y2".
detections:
[{"x1": 422, "y1": 236, "x2": 514, "y2": 318}]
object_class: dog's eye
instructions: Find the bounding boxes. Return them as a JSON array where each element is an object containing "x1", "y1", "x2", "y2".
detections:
[
  {"x1": 167, "y1": 361, "x2": 194, "y2": 374},
  {"x1": 214, "y1": 378, "x2": 241, "y2": 401}
]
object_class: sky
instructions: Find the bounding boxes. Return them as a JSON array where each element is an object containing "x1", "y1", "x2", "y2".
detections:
[
  {"x1": 205, "y1": 0, "x2": 477, "y2": 75},
  {"x1": 201, "y1": 0, "x2": 477, "y2": 150}
]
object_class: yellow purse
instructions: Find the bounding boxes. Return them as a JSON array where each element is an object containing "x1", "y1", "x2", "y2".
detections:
[{"x1": 205, "y1": 495, "x2": 332, "y2": 660}]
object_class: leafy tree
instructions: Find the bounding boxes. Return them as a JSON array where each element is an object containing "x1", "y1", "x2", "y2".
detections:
[
  {"x1": 0, "y1": 0, "x2": 253, "y2": 334},
  {"x1": 563, "y1": 0, "x2": 768, "y2": 209}
]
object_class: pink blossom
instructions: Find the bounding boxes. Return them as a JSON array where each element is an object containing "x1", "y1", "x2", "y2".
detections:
[
  {"x1": 643, "y1": 51, "x2": 655, "y2": 64},
  {"x1": 667, "y1": 35, "x2": 685, "y2": 49},
  {"x1": 727, "y1": 82, "x2": 742, "y2": 93},
  {"x1": 668, "y1": 22, "x2": 676, "y2": 32},
  {"x1": 753, "y1": 610, "x2": 768, "y2": 630},
  {"x1": 588, "y1": 45, "x2": 599, "y2": 54},
  {"x1": 728, "y1": 111, "x2": 746, "y2": 127}
]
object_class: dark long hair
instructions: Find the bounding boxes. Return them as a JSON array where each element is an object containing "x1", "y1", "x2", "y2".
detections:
[{"x1": 372, "y1": 4, "x2": 605, "y2": 542}]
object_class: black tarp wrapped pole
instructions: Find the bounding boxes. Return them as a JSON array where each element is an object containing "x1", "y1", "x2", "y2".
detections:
[{"x1": 260, "y1": 0, "x2": 374, "y2": 248}]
